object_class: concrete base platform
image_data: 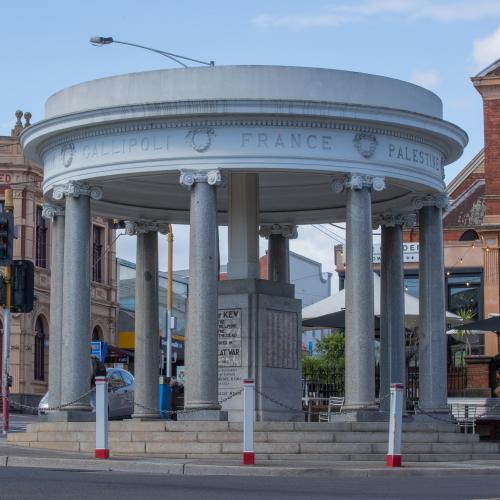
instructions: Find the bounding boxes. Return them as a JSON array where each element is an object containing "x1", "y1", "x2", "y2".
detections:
[{"x1": 7, "y1": 420, "x2": 500, "y2": 463}]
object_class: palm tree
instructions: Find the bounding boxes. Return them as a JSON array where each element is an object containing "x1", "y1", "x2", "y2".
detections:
[{"x1": 455, "y1": 308, "x2": 477, "y2": 356}]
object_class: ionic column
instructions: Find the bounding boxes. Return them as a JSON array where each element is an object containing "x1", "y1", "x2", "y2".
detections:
[
  {"x1": 259, "y1": 224, "x2": 298, "y2": 283},
  {"x1": 414, "y1": 194, "x2": 449, "y2": 414},
  {"x1": 375, "y1": 213, "x2": 415, "y2": 412},
  {"x1": 180, "y1": 169, "x2": 223, "y2": 418},
  {"x1": 53, "y1": 182, "x2": 103, "y2": 411},
  {"x1": 125, "y1": 221, "x2": 167, "y2": 419},
  {"x1": 42, "y1": 204, "x2": 65, "y2": 410},
  {"x1": 333, "y1": 174, "x2": 385, "y2": 412},
  {"x1": 227, "y1": 173, "x2": 260, "y2": 279}
]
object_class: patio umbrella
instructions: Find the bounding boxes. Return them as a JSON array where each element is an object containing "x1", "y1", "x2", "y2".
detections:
[
  {"x1": 458, "y1": 316, "x2": 500, "y2": 332},
  {"x1": 303, "y1": 272, "x2": 461, "y2": 329},
  {"x1": 302, "y1": 309, "x2": 380, "y2": 330},
  {"x1": 447, "y1": 316, "x2": 500, "y2": 353}
]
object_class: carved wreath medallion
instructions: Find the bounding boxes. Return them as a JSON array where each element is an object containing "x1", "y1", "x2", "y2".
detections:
[
  {"x1": 61, "y1": 142, "x2": 75, "y2": 168},
  {"x1": 185, "y1": 128, "x2": 215, "y2": 153},
  {"x1": 353, "y1": 133, "x2": 377, "y2": 159}
]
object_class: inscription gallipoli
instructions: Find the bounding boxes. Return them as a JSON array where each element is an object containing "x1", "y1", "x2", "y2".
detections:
[{"x1": 82, "y1": 136, "x2": 168, "y2": 159}]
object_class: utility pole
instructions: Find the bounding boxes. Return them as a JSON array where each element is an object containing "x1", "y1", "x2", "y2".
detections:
[
  {"x1": 2, "y1": 189, "x2": 13, "y2": 435},
  {"x1": 166, "y1": 224, "x2": 173, "y2": 378}
]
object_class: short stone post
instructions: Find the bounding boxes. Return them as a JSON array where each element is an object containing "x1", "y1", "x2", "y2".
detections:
[
  {"x1": 95, "y1": 375, "x2": 109, "y2": 459},
  {"x1": 243, "y1": 379, "x2": 255, "y2": 465},
  {"x1": 387, "y1": 383, "x2": 404, "y2": 467}
]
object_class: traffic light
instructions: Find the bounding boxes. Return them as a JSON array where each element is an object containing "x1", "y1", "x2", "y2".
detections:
[
  {"x1": 0, "y1": 212, "x2": 14, "y2": 266},
  {"x1": 0, "y1": 275, "x2": 5, "y2": 307},
  {"x1": 10, "y1": 260, "x2": 34, "y2": 313}
]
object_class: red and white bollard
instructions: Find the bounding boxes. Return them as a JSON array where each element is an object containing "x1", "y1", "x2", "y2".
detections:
[
  {"x1": 95, "y1": 375, "x2": 109, "y2": 459},
  {"x1": 242, "y1": 379, "x2": 255, "y2": 465},
  {"x1": 386, "y1": 382, "x2": 404, "y2": 467}
]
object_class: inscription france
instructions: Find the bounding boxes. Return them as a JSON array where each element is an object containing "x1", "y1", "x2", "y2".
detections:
[
  {"x1": 241, "y1": 132, "x2": 333, "y2": 151},
  {"x1": 218, "y1": 309, "x2": 242, "y2": 367}
]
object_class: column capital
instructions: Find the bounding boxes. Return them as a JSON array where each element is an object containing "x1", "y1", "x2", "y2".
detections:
[
  {"x1": 412, "y1": 193, "x2": 450, "y2": 210},
  {"x1": 259, "y1": 223, "x2": 298, "y2": 240},
  {"x1": 124, "y1": 220, "x2": 169, "y2": 236},
  {"x1": 41, "y1": 203, "x2": 65, "y2": 220},
  {"x1": 179, "y1": 169, "x2": 223, "y2": 189},
  {"x1": 373, "y1": 213, "x2": 416, "y2": 229},
  {"x1": 52, "y1": 181, "x2": 103, "y2": 201},
  {"x1": 332, "y1": 174, "x2": 385, "y2": 193}
]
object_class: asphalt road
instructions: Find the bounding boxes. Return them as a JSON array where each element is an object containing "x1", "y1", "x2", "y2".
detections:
[{"x1": 1, "y1": 468, "x2": 500, "y2": 500}]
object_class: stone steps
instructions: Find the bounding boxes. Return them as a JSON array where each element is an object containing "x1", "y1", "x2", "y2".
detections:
[{"x1": 7, "y1": 420, "x2": 499, "y2": 462}]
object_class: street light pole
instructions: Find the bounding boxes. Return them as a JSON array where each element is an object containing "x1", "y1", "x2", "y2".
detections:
[
  {"x1": 2, "y1": 189, "x2": 13, "y2": 436},
  {"x1": 166, "y1": 225, "x2": 173, "y2": 378},
  {"x1": 89, "y1": 36, "x2": 215, "y2": 68}
]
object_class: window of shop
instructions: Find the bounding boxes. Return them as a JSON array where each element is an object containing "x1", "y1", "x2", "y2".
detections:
[
  {"x1": 35, "y1": 206, "x2": 48, "y2": 268},
  {"x1": 403, "y1": 274, "x2": 419, "y2": 298},
  {"x1": 447, "y1": 272, "x2": 483, "y2": 354},
  {"x1": 34, "y1": 317, "x2": 46, "y2": 381},
  {"x1": 92, "y1": 225, "x2": 104, "y2": 283}
]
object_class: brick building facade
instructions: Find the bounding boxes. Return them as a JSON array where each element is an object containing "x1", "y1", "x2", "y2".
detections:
[{"x1": 0, "y1": 111, "x2": 118, "y2": 408}]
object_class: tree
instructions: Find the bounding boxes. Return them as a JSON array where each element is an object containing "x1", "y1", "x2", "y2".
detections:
[
  {"x1": 302, "y1": 332, "x2": 345, "y2": 380},
  {"x1": 455, "y1": 308, "x2": 477, "y2": 356},
  {"x1": 315, "y1": 332, "x2": 345, "y2": 372}
]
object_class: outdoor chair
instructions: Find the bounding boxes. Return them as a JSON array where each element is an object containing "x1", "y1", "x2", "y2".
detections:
[
  {"x1": 318, "y1": 396, "x2": 344, "y2": 422},
  {"x1": 449, "y1": 403, "x2": 481, "y2": 434}
]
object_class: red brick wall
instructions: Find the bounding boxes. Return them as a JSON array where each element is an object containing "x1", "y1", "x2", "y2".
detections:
[
  {"x1": 484, "y1": 99, "x2": 500, "y2": 216},
  {"x1": 466, "y1": 358, "x2": 491, "y2": 391}
]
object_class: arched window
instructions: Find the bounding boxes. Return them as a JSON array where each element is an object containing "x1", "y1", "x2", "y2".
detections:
[
  {"x1": 34, "y1": 317, "x2": 46, "y2": 381},
  {"x1": 459, "y1": 230, "x2": 480, "y2": 242},
  {"x1": 92, "y1": 325, "x2": 103, "y2": 342}
]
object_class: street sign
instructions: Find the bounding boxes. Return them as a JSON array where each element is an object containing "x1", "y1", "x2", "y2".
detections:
[{"x1": 91, "y1": 341, "x2": 108, "y2": 362}]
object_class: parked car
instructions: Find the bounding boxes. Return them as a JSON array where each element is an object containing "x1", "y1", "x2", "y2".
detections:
[{"x1": 38, "y1": 368, "x2": 135, "y2": 419}]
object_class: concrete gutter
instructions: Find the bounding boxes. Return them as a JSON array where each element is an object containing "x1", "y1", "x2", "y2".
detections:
[{"x1": 1, "y1": 454, "x2": 500, "y2": 478}]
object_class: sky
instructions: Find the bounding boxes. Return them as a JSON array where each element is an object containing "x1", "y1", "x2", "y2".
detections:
[{"x1": 1, "y1": 0, "x2": 500, "y2": 281}]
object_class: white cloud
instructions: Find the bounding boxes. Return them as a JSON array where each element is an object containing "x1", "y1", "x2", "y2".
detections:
[
  {"x1": 473, "y1": 26, "x2": 500, "y2": 70},
  {"x1": 252, "y1": 1, "x2": 500, "y2": 30},
  {"x1": 251, "y1": 13, "x2": 346, "y2": 29},
  {"x1": 410, "y1": 70, "x2": 441, "y2": 89}
]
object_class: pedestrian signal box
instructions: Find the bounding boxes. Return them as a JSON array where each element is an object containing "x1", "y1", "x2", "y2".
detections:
[
  {"x1": 11, "y1": 260, "x2": 35, "y2": 313},
  {"x1": 0, "y1": 212, "x2": 14, "y2": 266},
  {"x1": 0, "y1": 275, "x2": 5, "y2": 306}
]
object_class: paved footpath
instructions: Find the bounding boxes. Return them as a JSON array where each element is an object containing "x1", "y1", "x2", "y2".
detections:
[{"x1": 1, "y1": 435, "x2": 500, "y2": 478}]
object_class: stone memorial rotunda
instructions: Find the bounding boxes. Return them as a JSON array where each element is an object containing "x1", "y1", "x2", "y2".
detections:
[{"x1": 21, "y1": 66, "x2": 467, "y2": 424}]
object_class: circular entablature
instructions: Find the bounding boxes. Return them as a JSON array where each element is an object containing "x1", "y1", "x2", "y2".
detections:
[{"x1": 21, "y1": 66, "x2": 467, "y2": 224}]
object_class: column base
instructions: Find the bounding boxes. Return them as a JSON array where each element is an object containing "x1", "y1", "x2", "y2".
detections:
[
  {"x1": 131, "y1": 413, "x2": 161, "y2": 420},
  {"x1": 44, "y1": 410, "x2": 95, "y2": 422},
  {"x1": 413, "y1": 408, "x2": 454, "y2": 424},
  {"x1": 330, "y1": 407, "x2": 387, "y2": 422},
  {"x1": 177, "y1": 409, "x2": 228, "y2": 421}
]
